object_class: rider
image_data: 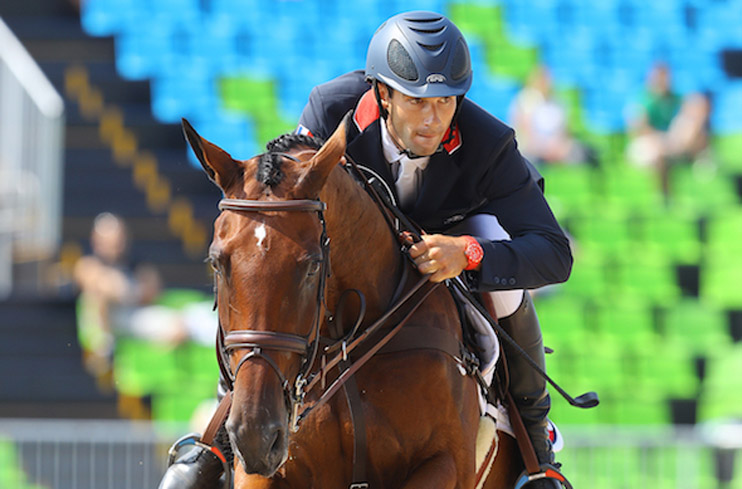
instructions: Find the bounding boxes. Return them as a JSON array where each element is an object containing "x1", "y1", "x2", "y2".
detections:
[
  {"x1": 297, "y1": 11, "x2": 572, "y2": 488},
  {"x1": 160, "y1": 11, "x2": 572, "y2": 489}
]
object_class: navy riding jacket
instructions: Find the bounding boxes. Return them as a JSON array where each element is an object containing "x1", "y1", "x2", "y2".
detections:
[{"x1": 297, "y1": 70, "x2": 572, "y2": 292}]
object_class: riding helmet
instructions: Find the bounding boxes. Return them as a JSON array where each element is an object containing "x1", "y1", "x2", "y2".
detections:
[{"x1": 365, "y1": 11, "x2": 473, "y2": 98}]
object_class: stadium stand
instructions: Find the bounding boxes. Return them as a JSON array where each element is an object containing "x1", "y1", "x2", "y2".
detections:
[{"x1": 2, "y1": 1, "x2": 742, "y2": 486}]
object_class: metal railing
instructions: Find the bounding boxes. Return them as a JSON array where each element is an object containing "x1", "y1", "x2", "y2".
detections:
[
  {"x1": 1, "y1": 419, "x2": 740, "y2": 489},
  {"x1": 0, "y1": 17, "x2": 65, "y2": 298}
]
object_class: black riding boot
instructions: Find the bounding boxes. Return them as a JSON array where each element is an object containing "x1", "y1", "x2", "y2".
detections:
[
  {"x1": 500, "y1": 292, "x2": 560, "y2": 489},
  {"x1": 158, "y1": 443, "x2": 226, "y2": 489},
  {"x1": 158, "y1": 375, "x2": 231, "y2": 489}
]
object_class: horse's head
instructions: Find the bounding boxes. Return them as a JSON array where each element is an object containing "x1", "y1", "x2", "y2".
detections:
[{"x1": 183, "y1": 118, "x2": 347, "y2": 477}]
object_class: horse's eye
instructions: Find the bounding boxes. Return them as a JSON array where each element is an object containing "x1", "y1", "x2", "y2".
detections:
[{"x1": 307, "y1": 259, "x2": 322, "y2": 276}]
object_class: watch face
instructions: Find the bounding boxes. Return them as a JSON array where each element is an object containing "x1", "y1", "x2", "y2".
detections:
[{"x1": 465, "y1": 239, "x2": 483, "y2": 267}]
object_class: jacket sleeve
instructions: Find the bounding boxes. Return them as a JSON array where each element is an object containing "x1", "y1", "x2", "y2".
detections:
[{"x1": 464, "y1": 133, "x2": 573, "y2": 292}]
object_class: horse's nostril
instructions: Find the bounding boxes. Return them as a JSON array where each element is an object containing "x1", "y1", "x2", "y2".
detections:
[{"x1": 269, "y1": 428, "x2": 283, "y2": 455}]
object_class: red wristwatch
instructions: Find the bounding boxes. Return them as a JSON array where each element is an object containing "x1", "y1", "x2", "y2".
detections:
[{"x1": 463, "y1": 235, "x2": 484, "y2": 271}]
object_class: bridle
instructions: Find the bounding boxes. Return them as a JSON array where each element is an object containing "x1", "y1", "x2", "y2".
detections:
[
  {"x1": 215, "y1": 154, "x2": 331, "y2": 432},
  {"x1": 212, "y1": 150, "x2": 440, "y2": 433}
]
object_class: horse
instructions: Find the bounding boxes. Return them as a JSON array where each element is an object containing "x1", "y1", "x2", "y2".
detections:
[{"x1": 182, "y1": 115, "x2": 523, "y2": 489}]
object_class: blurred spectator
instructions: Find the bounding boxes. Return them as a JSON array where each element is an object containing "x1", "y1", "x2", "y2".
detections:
[
  {"x1": 627, "y1": 62, "x2": 713, "y2": 197},
  {"x1": 509, "y1": 64, "x2": 594, "y2": 166},
  {"x1": 73, "y1": 213, "x2": 186, "y2": 382}
]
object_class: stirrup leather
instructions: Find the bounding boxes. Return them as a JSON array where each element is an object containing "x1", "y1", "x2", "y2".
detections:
[{"x1": 514, "y1": 463, "x2": 573, "y2": 489}]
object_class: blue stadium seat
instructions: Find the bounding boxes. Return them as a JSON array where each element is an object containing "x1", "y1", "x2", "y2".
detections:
[
  {"x1": 711, "y1": 81, "x2": 742, "y2": 133},
  {"x1": 186, "y1": 113, "x2": 257, "y2": 167},
  {"x1": 114, "y1": 13, "x2": 178, "y2": 80},
  {"x1": 151, "y1": 68, "x2": 219, "y2": 124},
  {"x1": 81, "y1": 0, "x2": 138, "y2": 37}
]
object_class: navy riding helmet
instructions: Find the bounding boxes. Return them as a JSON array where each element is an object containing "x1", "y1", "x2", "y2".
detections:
[{"x1": 365, "y1": 11, "x2": 473, "y2": 99}]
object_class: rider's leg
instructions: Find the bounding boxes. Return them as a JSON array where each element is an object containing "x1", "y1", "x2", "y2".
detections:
[
  {"x1": 449, "y1": 215, "x2": 560, "y2": 487},
  {"x1": 158, "y1": 374, "x2": 230, "y2": 489},
  {"x1": 495, "y1": 291, "x2": 560, "y2": 489}
]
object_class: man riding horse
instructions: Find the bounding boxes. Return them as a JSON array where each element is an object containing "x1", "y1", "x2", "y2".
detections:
[{"x1": 160, "y1": 11, "x2": 572, "y2": 489}]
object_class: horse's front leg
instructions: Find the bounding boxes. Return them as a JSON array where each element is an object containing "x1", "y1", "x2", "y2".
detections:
[{"x1": 400, "y1": 452, "x2": 459, "y2": 489}]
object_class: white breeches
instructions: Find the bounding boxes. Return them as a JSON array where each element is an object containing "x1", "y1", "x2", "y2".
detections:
[{"x1": 448, "y1": 214, "x2": 525, "y2": 319}]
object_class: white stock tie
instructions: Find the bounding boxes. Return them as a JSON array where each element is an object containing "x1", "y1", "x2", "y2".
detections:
[{"x1": 395, "y1": 157, "x2": 427, "y2": 210}]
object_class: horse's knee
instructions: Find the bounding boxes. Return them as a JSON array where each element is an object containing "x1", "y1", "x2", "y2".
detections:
[{"x1": 401, "y1": 453, "x2": 458, "y2": 489}]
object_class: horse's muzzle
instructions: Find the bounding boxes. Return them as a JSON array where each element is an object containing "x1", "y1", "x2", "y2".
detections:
[{"x1": 226, "y1": 416, "x2": 288, "y2": 477}]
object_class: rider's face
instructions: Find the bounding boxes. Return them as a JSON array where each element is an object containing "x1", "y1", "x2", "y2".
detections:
[{"x1": 379, "y1": 84, "x2": 457, "y2": 157}]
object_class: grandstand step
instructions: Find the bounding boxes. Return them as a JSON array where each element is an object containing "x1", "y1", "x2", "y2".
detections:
[
  {"x1": 0, "y1": 298, "x2": 118, "y2": 418},
  {"x1": 41, "y1": 60, "x2": 153, "y2": 107},
  {"x1": 0, "y1": 0, "x2": 77, "y2": 18},
  {"x1": 23, "y1": 36, "x2": 115, "y2": 63}
]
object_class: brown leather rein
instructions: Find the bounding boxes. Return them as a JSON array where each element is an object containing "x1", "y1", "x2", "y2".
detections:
[{"x1": 215, "y1": 194, "x2": 440, "y2": 432}]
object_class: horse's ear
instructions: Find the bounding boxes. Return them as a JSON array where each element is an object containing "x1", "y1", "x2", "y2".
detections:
[
  {"x1": 298, "y1": 112, "x2": 350, "y2": 195},
  {"x1": 181, "y1": 118, "x2": 241, "y2": 191}
]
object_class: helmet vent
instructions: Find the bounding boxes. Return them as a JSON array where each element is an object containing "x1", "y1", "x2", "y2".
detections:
[
  {"x1": 451, "y1": 38, "x2": 471, "y2": 81},
  {"x1": 419, "y1": 42, "x2": 444, "y2": 51},
  {"x1": 406, "y1": 15, "x2": 444, "y2": 23},
  {"x1": 409, "y1": 26, "x2": 445, "y2": 34},
  {"x1": 387, "y1": 39, "x2": 419, "y2": 81}
]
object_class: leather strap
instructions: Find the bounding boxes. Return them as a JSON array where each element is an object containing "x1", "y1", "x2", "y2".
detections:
[
  {"x1": 378, "y1": 325, "x2": 462, "y2": 359},
  {"x1": 480, "y1": 293, "x2": 541, "y2": 475},
  {"x1": 201, "y1": 390, "x2": 233, "y2": 446},
  {"x1": 328, "y1": 308, "x2": 369, "y2": 488},
  {"x1": 219, "y1": 198, "x2": 326, "y2": 213},
  {"x1": 505, "y1": 391, "x2": 541, "y2": 475}
]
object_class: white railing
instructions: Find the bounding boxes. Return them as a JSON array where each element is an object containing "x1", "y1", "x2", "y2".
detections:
[
  {"x1": 1, "y1": 419, "x2": 740, "y2": 489},
  {"x1": 0, "y1": 17, "x2": 65, "y2": 298}
]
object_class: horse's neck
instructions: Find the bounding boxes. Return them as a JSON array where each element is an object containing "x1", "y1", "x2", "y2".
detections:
[{"x1": 321, "y1": 167, "x2": 401, "y2": 319}]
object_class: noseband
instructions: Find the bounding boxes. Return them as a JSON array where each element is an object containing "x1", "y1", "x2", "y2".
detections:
[{"x1": 216, "y1": 195, "x2": 330, "y2": 432}]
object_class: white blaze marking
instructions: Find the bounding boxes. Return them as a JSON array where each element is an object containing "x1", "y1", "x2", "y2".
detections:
[{"x1": 255, "y1": 223, "x2": 267, "y2": 249}]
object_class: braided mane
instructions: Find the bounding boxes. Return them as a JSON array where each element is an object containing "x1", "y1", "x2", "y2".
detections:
[{"x1": 256, "y1": 133, "x2": 324, "y2": 187}]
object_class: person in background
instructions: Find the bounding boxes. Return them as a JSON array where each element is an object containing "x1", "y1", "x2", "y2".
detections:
[
  {"x1": 509, "y1": 64, "x2": 594, "y2": 166},
  {"x1": 627, "y1": 62, "x2": 712, "y2": 197},
  {"x1": 73, "y1": 212, "x2": 183, "y2": 383}
]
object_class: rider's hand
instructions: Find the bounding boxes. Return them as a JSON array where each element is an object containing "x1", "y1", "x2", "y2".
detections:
[{"x1": 408, "y1": 234, "x2": 476, "y2": 283}]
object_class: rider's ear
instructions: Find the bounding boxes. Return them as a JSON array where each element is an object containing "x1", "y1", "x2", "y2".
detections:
[
  {"x1": 297, "y1": 113, "x2": 349, "y2": 195},
  {"x1": 181, "y1": 118, "x2": 242, "y2": 192}
]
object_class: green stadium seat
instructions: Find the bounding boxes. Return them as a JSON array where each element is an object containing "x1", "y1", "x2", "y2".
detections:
[
  {"x1": 700, "y1": 253, "x2": 742, "y2": 308},
  {"x1": 540, "y1": 165, "x2": 600, "y2": 218},
  {"x1": 697, "y1": 344, "x2": 742, "y2": 422},
  {"x1": 600, "y1": 163, "x2": 664, "y2": 212},
  {"x1": 705, "y1": 207, "x2": 742, "y2": 255},
  {"x1": 560, "y1": 246, "x2": 609, "y2": 300},
  {"x1": 612, "y1": 248, "x2": 680, "y2": 305},
  {"x1": 668, "y1": 165, "x2": 739, "y2": 214},
  {"x1": 569, "y1": 207, "x2": 633, "y2": 255},
  {"x1": 660, "y1": 299, "x2": 730, "y2": 355},
  {"x1": 591, "y1": 298, "x2": 657, "y2": 350},
  {"x1": 713, "y1": 133, "x2": 742, "y2": 171},
  {"x1": 637, "y1": 207, "x2": 701, "y2": 264}
]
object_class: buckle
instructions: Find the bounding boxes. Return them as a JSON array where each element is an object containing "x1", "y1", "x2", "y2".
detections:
[
  {"x1": 349, "y1": 483, "x2": 369, "y2": 489},
  {"x1": 514, "y1": 463, "x2": 573, "y2": 489}
]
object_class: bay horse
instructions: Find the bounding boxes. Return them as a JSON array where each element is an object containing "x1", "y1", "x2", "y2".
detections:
[{"x1": 182, "y1": 116, "x2": 522, "y2": 489}]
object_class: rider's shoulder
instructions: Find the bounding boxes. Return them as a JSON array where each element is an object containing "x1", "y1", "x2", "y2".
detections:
[{"x1": 309, "y1": 70, "x2": 370, "y2": 106}]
